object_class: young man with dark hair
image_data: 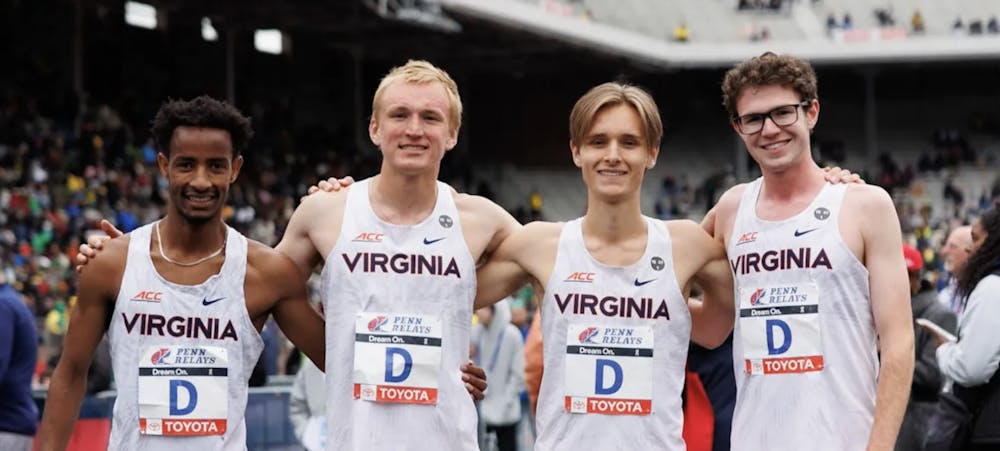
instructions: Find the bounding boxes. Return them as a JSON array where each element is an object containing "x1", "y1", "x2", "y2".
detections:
[
  {"x1": 40, "y1": 96, "x2": 327, "y2": 450},
  {"x1": 706, "y1": 52, "x2": 914, "y2": 450}
]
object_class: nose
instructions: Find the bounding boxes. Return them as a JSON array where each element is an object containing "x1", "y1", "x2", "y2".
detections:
[
  {"x1": 189, "y1": 165, "x2": 212, "y2": 190},
  {"x1": 405, "y1": 115, "x2": 424, "y2": 136},
  {"x1": 603, "y1": 141, "x2": 623, "y2": 163},
  {"x1": 759, "y1": 116, "x2": 782, "y2": 136}
]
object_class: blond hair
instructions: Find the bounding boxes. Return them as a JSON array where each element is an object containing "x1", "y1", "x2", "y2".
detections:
[
  {"x1": 569, "y1": 82, "x2": 663, "y2": 149},
  {"x1": 371, "y1": 60, "x2": 463, "y2": 133}
]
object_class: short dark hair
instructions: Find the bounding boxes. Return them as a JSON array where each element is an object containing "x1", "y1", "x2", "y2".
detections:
[
  {"x1": 151, "y1": 95, "x2": 253, "y2": 157},
  {"x1": 721, "y1": 52, "x2": 818, "y2": 118}
]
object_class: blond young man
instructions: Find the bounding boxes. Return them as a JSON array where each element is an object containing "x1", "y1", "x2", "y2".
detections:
[
  {"x1": 474, "y1": 82, "x2": 735, "y2": 450},
  {"x1": 705, "y1": 52, "x2": 914, "y2": 451}
]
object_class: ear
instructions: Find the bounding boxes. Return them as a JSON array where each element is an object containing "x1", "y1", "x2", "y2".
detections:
[
  {"x1": 570, "y1": 141, "x2": 583, "y2": 168},
  {"x1": 368, "y1": 117, "x2": 381, "y2": 147},
  {"x1": 230, "y1": 155, "x2": 244, "y2": 183},
  {"x1": 806, "y1": 99, "x2": 820, "y2": 131},
  {"x1": 444, "y1": 128, "x2": 458, "y2": 152},
  {"x1": 730, "y1": 119, "x2": 742, "y2": 135},
  {"x1": 156, "y1": 153, "x2": 169, "y2": 177},
  {"x1": 647, "y1": 144, "x2": 660, "y2": 170}
]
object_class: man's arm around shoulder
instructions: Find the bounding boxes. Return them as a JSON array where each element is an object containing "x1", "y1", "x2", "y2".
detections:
[
  {"x1": 39, "y1": 238, "x2": 127, "y2": 451},
  {"x1": 250, "y1": 244, "x2": 325, "y2": 370}
]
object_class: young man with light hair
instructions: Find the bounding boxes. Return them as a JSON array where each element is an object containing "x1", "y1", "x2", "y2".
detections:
[
  {"x1": 474, "y1": 82, "x2": 735, "y2": 450},
  {"x1": 274, "y1": 59, "x2": 521, "y2": 450},
  {"x1": 705, "y1": 52, "x2": 914, "y2": 451}
]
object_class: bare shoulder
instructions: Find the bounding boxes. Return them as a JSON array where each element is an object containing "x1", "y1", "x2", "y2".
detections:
[
  {"x1": 713, "y1": 183, "x2": 749, "y2": 219},
  {"x1": 844, "y1": 183, "x2": 894, "y2": 210},
  {"x1": 454, "y1": 192, "x2": 507, "y2": 218},
  {"x1": 665, "y1": 219, "x2": 724, "y2": 258},
  {"x1": 298, "y1": 189, "x2": 349, "y2": 218},
  {"x1": 500, "y1": 220, "x2": 562, "y2": 254},
  {"x1": 82, "y1": 234, "x2": 130, "y2": 275},
  {"x1": 78, "y1": 234, "x2": 131, "y2": 296},
  {"x1": 246, "y1": 240, "x2": 302, "y2": 283}
]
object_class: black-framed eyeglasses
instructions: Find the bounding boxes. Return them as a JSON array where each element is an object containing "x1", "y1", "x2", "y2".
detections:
[{"x1": 733, "y1": 101, "x2": 811, "y2": 135}]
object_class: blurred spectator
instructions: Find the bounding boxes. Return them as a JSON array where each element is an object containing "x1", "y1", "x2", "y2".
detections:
[
  {"x1": 472, "y1": 300, "x2": 525, "y2": 451},
  {"x1": 289, "y1": 358, "x2": 326, "y2": 451},
  {"x1": 897, "y1": 244, "x2": 956, "y2": 451},
  {"x1": 843, "y1": 13, "x2": 853, "y2": 30},
  {"x1": 0, "y1": 274, "x2": 38, "y2": 451},
  {"x1": 938, "y1": 226, "x2": 972, "y2": 317},
  {"x1": 874, "y1": 8, "x2": 895, "y2": 27},
  {"x1": 529, "y1": 189, "x2": 543, "y2": 220},
  {"x1": 910, "y1": 10, "x2": 924, "y2": 33},
  {"x1": 970, "y1": 19, "x2": 984, "y2": 35},
  {"x1": 673, "y1": 23, "x2": 690, "y2": 43},
  {"x1": 826, "y1": 13, "x2": 839, "y2": 33},
  {"x1": 953, "y1": 17, "x2": 964, "y2": 36},
  {"x1": 988, "y1": 16, "x2": 999, "y2": 34}
]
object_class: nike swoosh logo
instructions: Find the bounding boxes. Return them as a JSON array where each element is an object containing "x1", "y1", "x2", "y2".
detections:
[
  {"x1": 634, "y1": 278, "x2": 657, "y2": 286},
  {"x1": 423, "y1": 237, "x2": 446, "y2": 245},
  {"x1": 794, "y1": 228, "x2": 819, "y2": 237},
  {"x1": 202, "y1": 297, "x2": 225, "y2": 306}
]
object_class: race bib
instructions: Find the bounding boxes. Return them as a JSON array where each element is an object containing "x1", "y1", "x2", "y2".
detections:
[
  {"x1": 564, "y1": 324, "x2": 653, "y2": 415},
  {"x1": 137, "y1": 345, "x2": 229, "y2": 436},
  {"x1": 739, "y1": 284, "x2": 824, "y2": 375},
  {"x1": 353, "y1": 313, "x2": 442, "y2": 405}
]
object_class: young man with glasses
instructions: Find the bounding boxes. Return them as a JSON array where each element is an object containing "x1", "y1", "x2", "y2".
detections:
[{"x1": 703, "y1": 52, "x2": 914, "y2": 451}]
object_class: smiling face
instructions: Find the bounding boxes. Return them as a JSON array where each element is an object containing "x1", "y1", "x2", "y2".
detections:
[
  {"x1": 157, "y1": 126, "x2": 242, "y2": 225},
  {"x1": 572, "y1": 103, "x2": 658, "y2": 202},
  {"x1": 369, "y1": 80, "x2": 458, "y2": 175},
  {"x1": 733, "y1": 84, "x2": 819, "y2": 174}
]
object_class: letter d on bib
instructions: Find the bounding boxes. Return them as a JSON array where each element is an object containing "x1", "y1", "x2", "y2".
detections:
[
  {"x1": 385, "y1": 347, "x2": 413, "y2": 383},
  {"x1": 595, "y1": 359, "x2": 623, "y2": 395},
  {"x1": 169, "y1": 380, "x2": 198, "y2": 415},
  {"x1": 766, "y1": 319, "x2": 792, "y2": 355}
]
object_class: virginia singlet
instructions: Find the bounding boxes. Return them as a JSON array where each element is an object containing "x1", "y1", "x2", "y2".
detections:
[
  {"x1": 321, "y1": 178, "x2": 478, "y2": 451},
  {"x1": 108, "y1": 222, "x2": 263, "y2": 450},
  {"x1": 728, "y1": 180, "x2": 877, "y2": 451},
  {"x1": 535, "y1": 217, "x2": 690, "y2": 451}
]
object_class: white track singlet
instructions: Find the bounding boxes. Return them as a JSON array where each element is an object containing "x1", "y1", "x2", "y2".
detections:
[
  {"x1": 535, "y1": 217, "x2": 690, "y2": 451},
  {"x1": 728, "y1": 180, "x2": 877, "y2": 451},
  {"x1": 108, "y1": 222, "x2": 263, "y2": 451},
  {"x1": 321, "y1": 178, "x2": 478, "y2": 451}
]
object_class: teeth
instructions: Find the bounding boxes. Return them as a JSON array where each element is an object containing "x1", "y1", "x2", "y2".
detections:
[{"x1": 598, "y1": 170, "x2": 625, "y2": 176}]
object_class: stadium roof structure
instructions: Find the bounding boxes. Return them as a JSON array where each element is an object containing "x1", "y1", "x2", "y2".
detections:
[{"x1": 440, "y1": 0, "x2": 1000, "y2": 68}]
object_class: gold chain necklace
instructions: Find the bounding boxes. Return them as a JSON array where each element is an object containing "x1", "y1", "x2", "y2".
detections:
[{"x1": 155, "y1": 221, "x2": 226, "y2": 267}]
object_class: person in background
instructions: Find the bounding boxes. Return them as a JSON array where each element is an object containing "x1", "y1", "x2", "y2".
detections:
[
  {"x1": 0, "y1": 271, "x2": 39, "y2": 451},
  {"x1": 897, "y1": 244, "x2": 956, "y2": 451},
  {"x1": 938, "y1": 225, "x2": 972, "y2": 317},
  {"x1": 472, "y1": 299, "x2": 525, "y2": 451},
  {"x1": 923, "y1": 204, "x2": 1000, "y2": 448}
]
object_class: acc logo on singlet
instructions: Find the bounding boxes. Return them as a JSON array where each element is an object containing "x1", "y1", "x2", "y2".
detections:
[
  {"x1": 565, "y1": 272, "x2": 595, "y2": 283},
  {"x1": 737, "y1": 232, "x2": 759, "y2": 246},
  {"x1": 131, "y1": 290, "x2": 163, "y2": 303},
  {"x1": 353, "y1": 232, "x2": 384, "y2": 243},
  {"x1": 367, "y1": 316, "x2": 388, "y2": 332},
  {"x1": 578, "y1": 327, "x2": 599, "y2": 344}
]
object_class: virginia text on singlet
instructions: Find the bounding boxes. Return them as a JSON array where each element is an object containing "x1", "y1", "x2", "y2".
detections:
[
  {"x1": 321, "y1": 178, "x2": 478, "y2": 451},
  {"x1": 108, "y1": 222, "x2": 263, "y2": 450},
  {"x1": 728, "y1": 180, "x2": 877, "y2": 451},
  {"x1": 535, "y1": 217, "x2": 691, "y2": 451}
]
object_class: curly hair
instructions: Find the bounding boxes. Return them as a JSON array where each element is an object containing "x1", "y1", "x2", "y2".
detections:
[
  {"x1": 721, "y1": 52, "x2": 818, "y2": 118},
  {"x1": 957, "y1": 202, "x2": 1000, "y2": 301},
  {"x1": 151, "y1": 95, "x2": 253, "y2": 157}
]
